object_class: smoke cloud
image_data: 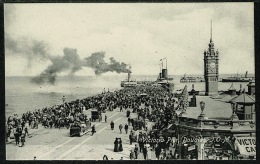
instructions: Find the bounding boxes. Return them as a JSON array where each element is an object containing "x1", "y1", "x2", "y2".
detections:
[
  {"x1": 84, "y1": 52, "x2": 129, "y2": 75},
  {"x1": 31, "y1": 48, "x2": 83, "y2": 85},
  {"x1": 5, "y1": 35, "x2": 50, "y2": 68},
  {"x1": 6, "y1": 35, "x2": 129, "y2": 85}
]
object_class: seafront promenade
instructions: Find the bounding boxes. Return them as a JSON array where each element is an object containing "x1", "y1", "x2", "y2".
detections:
[{"x1": 6, "y1": 107, "x2": 165, "y2": 160}]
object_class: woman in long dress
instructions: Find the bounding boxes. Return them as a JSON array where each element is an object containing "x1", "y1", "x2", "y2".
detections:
[
  {"x1": 114, "y1": 138, "x2": 119, "y2": 152},
  {"x1": 119, "y1": 138, "x2": 123, "y2": 152}
]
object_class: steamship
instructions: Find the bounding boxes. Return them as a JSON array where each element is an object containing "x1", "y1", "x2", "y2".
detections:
[
  {"x1": 180, "y1": 74, "x2": 205, "y2": 83},
  {"x1": 120, "y1": 65, "x2": 137, "y2": 88},
  {"x1": 154, "y1": 58, "x2": 174, "y2": 91},
  {"x1": 120, "y1": 59, "x2": 174, "y2": 91},
  {"x1": 222, "y1": 71, "x2": 254, "y2": 82}
]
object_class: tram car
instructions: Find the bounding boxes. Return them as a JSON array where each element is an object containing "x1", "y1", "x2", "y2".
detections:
[
  {"x1": 70, "y1": 120, "x2": 91, "y2": 137},
  {"x1": 91, "y1": 110, "x2": 102, "y2": 122},
  {"x1": 133, "y1": 118, "x2": 144, "y2": 131}
]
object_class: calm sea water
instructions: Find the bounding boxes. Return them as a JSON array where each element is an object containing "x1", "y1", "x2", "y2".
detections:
[{"x1": 5, "y1": 74, "x2": 252, "y2": 117}]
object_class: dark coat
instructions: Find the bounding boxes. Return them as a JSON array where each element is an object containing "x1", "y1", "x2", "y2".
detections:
[
  {"x1": 91, "y1": 126, "x2": 96, "y2": 133},
  {"x1": 110, "y1": 122, "x2": 114, "y2": 128},
  {"x1": 143, "y1": 147, "x2": 148, "y2": 155}
]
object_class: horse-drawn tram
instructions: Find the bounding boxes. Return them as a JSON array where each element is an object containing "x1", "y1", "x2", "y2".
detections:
[
  {"x1": 91, "y1": 109, "x2": 102, "y2": 122},
  {"x1": 70, "y1": 120, "x2": 91, "y2": 137}
]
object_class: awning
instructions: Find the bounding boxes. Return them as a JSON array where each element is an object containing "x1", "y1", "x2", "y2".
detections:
[{"x1": 235, "y1": 137, "x2": 256, "y2": 156}]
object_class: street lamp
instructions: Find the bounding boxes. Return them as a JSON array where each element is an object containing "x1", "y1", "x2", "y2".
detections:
[
  {"x1": 198, "y1": 101, "x2": 205, "y2": 119},
  {"x1": 230, "y1": 103, "x2": 239, "y2": 120}
]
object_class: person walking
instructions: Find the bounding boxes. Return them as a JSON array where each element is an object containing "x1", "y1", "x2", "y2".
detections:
[
  {"x1": 124, "y1": 124, "x2": 128, "y2": 134},
  {"x1": 114, "y1": 138, "x2": 119, "y2": 152},
  {"x1": 128, "y1": 117, "x2": 131, "y2": 126},
  {"x1": 14, "y1": 132, "x2": 19, "y2": 145},
  {"x1": 155, "y1": 144, "x2": 161, "y2": 160},
  {"x1": 24, "y1": 126, "x2": 29, "y2": 136},
  {"x1": 119, "y1": 124, "x2": 123, "y2": 134},
  {"x1": 129, "y1": 133, "x2": 133, "y2": 145},
  {"x1": 91, "y1": 125, "x2": 96, "y2": 136},
  {"x1": 105, "y1": 115, "x2": 107, "y2": 123},
  {"x1": 20, "y1": 134, "x2": 25, "y2": 147},
  {"x1": 134, "y1": 144, "x2": 139, "y2": 159},
  {"x1": 138, "y1": 136, "x2": 144, "y2": 153},
  {"x1": 110, "y1": 121, "x2": 114, "y2": 130},
  {"x1": 129, "y1": 150, "x2": 134, "y2": 160},
  {"x1": 143, "y1": 145, "x2": 148, "y2": 160}
]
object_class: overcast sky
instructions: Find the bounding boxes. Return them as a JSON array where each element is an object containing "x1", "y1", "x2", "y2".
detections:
[{"x1": 5, "y1": 3, "x2": 254, "y2": 76}]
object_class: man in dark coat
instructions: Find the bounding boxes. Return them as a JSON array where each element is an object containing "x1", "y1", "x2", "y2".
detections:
[
  {"x1": 91, "y1": 125, "x2": 96, "y2": 136},
  {"x1": 119, "y1": 124, "x2": 123, "y2": 134},
  {"x1": 105, "y1": 115, "x2": 107, "y2": 123},
  {"x1": 14, "y1": 132, "x2": 19, "y2": 145},
  {"x1": 138, "y1": 137, "x2": 144, "y2": 153},
  {"x1": 143, "y1": 145, "x2": 148, "y2": 160},
  {"x1": 129, "y1": 133, "x2": 133, "y2": 145},
  {"x1": 124, "y1": 124, "x2": 128, "y2": 134},
  {"x1": 155, "y1": 144, "x2": 161, "y2": 160},
  {"x1": 129, "y1": 150, "x2": 134, "y2": 160},
  {"x1": 128, "y1": 117, "x2": 131, "y2": 126},
  {"x1": 24, "y1": 127, "x2": 29, "y2": 136},
  {"x1": 134, "y1": 144, "x2": 139, "y2": 159},
  {"x1": 126, "y1": 110, "x2": 130, "y2": 117},
  {"x1": 110, "y1": 121, "x2": 114, "y2": 130},
  {"x1": 20, "y1": 134, "x2": 25, "y2": 147}
]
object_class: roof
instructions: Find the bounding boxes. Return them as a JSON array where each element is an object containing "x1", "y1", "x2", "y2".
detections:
[
  {"x1": 220, "y1": 94, "x2": 237, "y2": 103},
  {"x1": 176, "y1": 96, "x2": 232, "y2": 119},
  {"x1": 229, "y1": 92, "x2": 255, "y2": 104},
  {"x1": 211, "y1": 92, "x2": 226, "y2": 99}
]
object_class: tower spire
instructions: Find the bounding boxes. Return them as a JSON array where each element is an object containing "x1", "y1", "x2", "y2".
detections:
[{"x1": 210, "y1": 20, "x2": 212, "y2": 42}]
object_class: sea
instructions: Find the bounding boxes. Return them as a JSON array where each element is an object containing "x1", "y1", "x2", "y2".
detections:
[{"x1": 5, "y1": 74, "x2": 253, "y2": 117}]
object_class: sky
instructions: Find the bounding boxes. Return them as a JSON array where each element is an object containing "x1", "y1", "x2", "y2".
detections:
[{"x1": 4, "y1": 3, "x2": 254, "y2": 76}]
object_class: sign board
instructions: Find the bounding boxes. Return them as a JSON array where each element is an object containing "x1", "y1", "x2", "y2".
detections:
[
  {"x1": 188, "y1": 145, "x2": 196, "y2": 151},
  {"x1": 235, "y1": 137, "x2": 256, "y2": 156}
]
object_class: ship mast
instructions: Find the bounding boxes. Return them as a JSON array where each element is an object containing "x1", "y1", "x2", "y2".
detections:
[{"x1": 128, "y1": 64, "x2": 131, "y2": 82}]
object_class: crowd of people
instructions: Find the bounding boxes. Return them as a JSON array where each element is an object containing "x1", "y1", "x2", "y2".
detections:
[{"x1": 6, "y1": 84, "x2": 181, "y2": 160}]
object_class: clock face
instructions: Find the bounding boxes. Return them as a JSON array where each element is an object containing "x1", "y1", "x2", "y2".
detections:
[{"x1": 210, "y1": 62, "x2": 216, "y2": 68}]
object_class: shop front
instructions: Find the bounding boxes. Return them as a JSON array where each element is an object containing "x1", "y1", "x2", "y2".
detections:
[
  {"x1": 203, "y1": 138, "x2": 234, "y2": 160},
  {"x1": 180, "y1": 135, "x2": 198, "y2": 159}
]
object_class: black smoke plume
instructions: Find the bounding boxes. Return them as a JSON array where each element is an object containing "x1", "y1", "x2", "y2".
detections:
[
  {"x1": 84, "y1": 52, "x2": 129, "y2": 75},
  {"x1": 5, "y1": 35, "x2": 50, "y2": 68},
  {"x1": 31, "y1": 50, "x2": 129, "y2": 85},
  {"x1": 31, "y1": 48, "x2": 83, "y2": 85},
  {"x1": 6, "y1": 35, "x2": 129, "y2": 85}
]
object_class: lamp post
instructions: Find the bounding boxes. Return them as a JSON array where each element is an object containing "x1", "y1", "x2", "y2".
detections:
[
  {"x1": 198, "y1": 101, "x2": 205, "y2": 119},
  {"x1": 230, "y1": 103, "x2": 239, "y2": 120}
]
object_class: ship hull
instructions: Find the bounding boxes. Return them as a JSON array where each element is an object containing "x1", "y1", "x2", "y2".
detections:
[{"x1": 222, "y1": 78, "x2": 251, "y2": 82}]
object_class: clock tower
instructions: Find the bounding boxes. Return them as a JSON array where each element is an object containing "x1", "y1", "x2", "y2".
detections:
[{"x1": 204, "y1": 21, "x2": 219, "y2": 96}]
